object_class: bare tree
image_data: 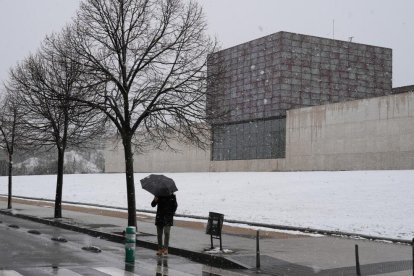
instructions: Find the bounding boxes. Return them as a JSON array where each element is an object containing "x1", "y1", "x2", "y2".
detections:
[
  {"x1": 0, "y1": 92, "x2": 26, "y2": 209},
  {"x1": 7, "y1": 34, "x2": 105, "y2": 218},
  {"x1": 61, "y1": 0, "x2": 216, "y2": 227}
]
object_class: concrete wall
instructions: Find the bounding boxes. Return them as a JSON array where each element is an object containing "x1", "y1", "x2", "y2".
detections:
[
  {"x1": 285, "y1": 91, "x2": 414, "y2": 170},
  {"x1": 105, "y1": 91, "x2": 414, "y2": 172},
  {"x1": 105, "y1": 139, "x2": 211, "y2": 173},
  {"x1": 104, "y1": 137, "x2": 285, "y2": 173},
  {"x1": 104, "y1": 139, "x2": 285, "y2": 172}
]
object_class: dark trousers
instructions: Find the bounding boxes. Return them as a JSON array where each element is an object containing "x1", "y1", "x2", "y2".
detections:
[{"x1": 156, "y1": 225, "x2": 171, "y2": 249}]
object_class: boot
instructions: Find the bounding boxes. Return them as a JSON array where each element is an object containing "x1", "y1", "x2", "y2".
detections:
[{"x1": 156, "y1": 249, "x2": 163, "y2": 256}]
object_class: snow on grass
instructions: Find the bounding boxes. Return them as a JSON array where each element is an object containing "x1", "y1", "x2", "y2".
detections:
[{"x1": 0, "y1": 170, "x2": 413, "y2": 240}]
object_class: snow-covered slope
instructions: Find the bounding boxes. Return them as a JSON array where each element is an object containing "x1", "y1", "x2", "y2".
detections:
[{"x1": 1, "y1": 170, "x2": 413, "y2": 240}]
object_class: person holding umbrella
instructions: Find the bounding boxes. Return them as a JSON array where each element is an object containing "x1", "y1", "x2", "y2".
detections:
[
  {"x1": 140, "y1": 174, "x2": 178, "y2": 256},
  {"x1": 151, "y1": 192, "x2": 177, "y2": 256}
]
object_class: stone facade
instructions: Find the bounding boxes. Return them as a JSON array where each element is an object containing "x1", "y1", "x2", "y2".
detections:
[
  {"x1": 208, "y1": 31, "x2": 392, "y2": 123},
  {"x1": 207, "y1": 31, "x2": 392, "y2": 161},
  {"x1": 211, "y1": 118, "x2": 286, "y2": 160}
]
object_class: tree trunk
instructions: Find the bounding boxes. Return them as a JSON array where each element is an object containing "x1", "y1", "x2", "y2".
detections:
[
  {"x1": 123, "y1": 136, "x2": 137, "y2": 227},
  {"x1": 54, "y1": 149, "x2": 65, "y2": 218},
  {"x1": 7, "y1": 154, "x2": 13, "y2": 209}
]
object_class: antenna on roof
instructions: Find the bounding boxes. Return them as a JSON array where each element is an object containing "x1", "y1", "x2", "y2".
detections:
[
  {"x1": 332, "y1": 19, "x2": 335, "y2": 39},
  {"x1": 349, "y1": 36, "x2": 354, "y2": 42}
]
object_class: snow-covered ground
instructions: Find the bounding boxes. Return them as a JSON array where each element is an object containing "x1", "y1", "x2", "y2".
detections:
[{"x1": 0, "y1": 171, "x2": 413, "y2": 240}]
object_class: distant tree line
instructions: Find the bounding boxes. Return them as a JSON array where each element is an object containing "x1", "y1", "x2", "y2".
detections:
[{"x1": 0, "y1": 149, "x2": 105, "y2": 176}]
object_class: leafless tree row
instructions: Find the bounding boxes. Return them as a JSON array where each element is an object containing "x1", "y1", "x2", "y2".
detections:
[{"x1": 0, "y1": 0, "x2": 216, "y2": 226}]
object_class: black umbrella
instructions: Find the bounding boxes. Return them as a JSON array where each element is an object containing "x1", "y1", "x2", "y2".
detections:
[{"x1": 140, "y1": 174, "x2": 178, "y2": 197}]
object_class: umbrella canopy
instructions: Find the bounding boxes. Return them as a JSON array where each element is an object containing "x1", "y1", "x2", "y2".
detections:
[{"x1": 140, "y1": 174, "x2": 178, "y2": 197}]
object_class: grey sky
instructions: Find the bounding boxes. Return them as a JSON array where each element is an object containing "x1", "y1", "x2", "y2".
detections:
[{"x1": 0, "y1": 0, "x2": 413, "y2": 87}]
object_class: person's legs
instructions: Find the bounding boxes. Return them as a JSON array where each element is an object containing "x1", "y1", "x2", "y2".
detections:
[
  {"x1": 163, "y1": 226, "x2": 171, "y2": 255},
  {"x1": 156, "y1": 225, "x2": 164, "y2": 255}
]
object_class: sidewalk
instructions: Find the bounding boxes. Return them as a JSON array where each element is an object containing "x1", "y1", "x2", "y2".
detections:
[{"x1": 0, "y1": 196, "x2": 412, "y2": 276}]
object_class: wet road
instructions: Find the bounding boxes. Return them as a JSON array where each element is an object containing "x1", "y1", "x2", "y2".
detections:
[{"x1": 0, "y1": 214, "x2": 251, "y2": 276}]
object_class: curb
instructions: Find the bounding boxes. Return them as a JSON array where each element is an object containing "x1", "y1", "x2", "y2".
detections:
[
  {"x1": 0, "y1": 208, "x2": 248, "y2": 269},
  {"x1": 2, "y1": 194, "x2": 412, "y2": 245}
]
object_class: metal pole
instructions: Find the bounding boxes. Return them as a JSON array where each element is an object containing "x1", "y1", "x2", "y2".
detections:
[
  {"x1": 355, "y1": 244, "x2": 361, "y2": 276},
  {"x1": 256, "y1": 230, "x2": 261, "y2": 269},
  {"x1": 219, "y1": 235, "x2": 223, "y2": 252}
]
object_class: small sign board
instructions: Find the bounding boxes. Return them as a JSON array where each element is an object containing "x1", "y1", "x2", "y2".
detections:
[
  {"x1": 206, "y1": 212, "x2": 224, "y2": 250},
  {"x1": 206, "y1": 212, "x2": 224, "y2": 236}
]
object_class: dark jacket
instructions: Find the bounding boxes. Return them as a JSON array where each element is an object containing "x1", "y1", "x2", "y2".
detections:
[{"x1": 151, "y1": 194, "x2": 178, "y2": 226}]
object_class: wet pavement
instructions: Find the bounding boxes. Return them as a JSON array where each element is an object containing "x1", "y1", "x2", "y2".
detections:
[
  {"x1": 0, "y1": 196, "x2": 412, "y2": 276},
  {"x1": 0, "y1": 214, "x2": 250, "y2": 276}
]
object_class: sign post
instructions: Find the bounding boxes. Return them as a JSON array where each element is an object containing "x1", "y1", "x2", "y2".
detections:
[{"x1": 206, "y1": 212, "x2": 224, "y2": 251}]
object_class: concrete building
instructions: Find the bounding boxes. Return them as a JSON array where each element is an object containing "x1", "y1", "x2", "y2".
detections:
[
  {"x1": 207, "y1": 31, "x2": 392, "y2": 162},
  {"x1": 104, "y1": 32, "x2": 414, "y2": 173}
]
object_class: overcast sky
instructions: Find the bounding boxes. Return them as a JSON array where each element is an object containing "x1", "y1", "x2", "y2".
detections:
[{"x1": 0, "y1": 0, "x2": 413, "y2": 87}]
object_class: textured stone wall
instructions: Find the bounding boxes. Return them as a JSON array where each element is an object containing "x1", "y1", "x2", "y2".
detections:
[
  {"x1": 207, "y1": 31, "x2": 392, "y2": 125},
  {"x1": 211, "y1": 118, "x2": 285, "y2": 160}
]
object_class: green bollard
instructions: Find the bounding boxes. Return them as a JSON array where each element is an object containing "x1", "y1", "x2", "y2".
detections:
[{"x1": 125, "y1": 226, "x2": 136, "y2": 263}]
